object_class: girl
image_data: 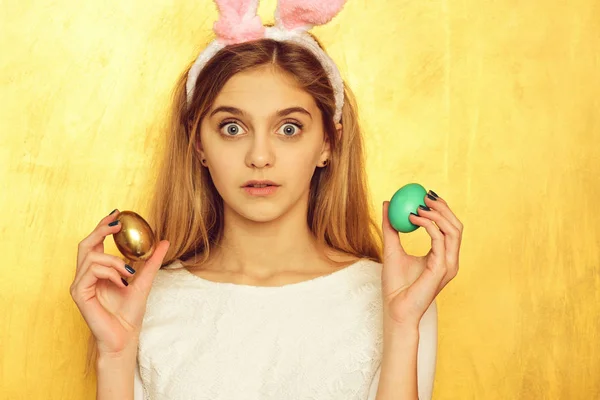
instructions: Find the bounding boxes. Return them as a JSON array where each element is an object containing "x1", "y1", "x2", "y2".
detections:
[{"x1": 70, "y1": 1, "x2": 463, "y2": 399}]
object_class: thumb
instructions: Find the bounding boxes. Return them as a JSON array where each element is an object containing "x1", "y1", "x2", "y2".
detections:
[
  {"x1": 132, "y1": 240, "x2": 170, "y2": 294},
  {"x1": 382, "y1": 201, "x2": 407, "y2": 264}
]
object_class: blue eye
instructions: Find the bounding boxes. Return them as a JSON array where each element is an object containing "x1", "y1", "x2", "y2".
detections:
[
  {"x1": 220, "y1": 122, "x2": 244, "y2": 136},
  {"x1": 278, "y1": 123, "x2": 302, "y2": 137}
]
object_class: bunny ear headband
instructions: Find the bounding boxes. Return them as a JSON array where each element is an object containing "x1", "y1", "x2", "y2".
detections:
[{"x1": 185, "y1": 0, "x2": 347, "y2": 123}]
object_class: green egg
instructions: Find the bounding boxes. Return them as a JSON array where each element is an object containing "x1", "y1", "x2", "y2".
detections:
[{"x1": 388, "y1": 183, "x2": 428, "y2": 233}]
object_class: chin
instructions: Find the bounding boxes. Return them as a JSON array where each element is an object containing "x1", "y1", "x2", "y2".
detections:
[
  {"x1": 232, "y1": 202, "x2": 286, "y2": 223},
  {"x1": 222, "y1": 188, "x2": 305, "y2": 223}
]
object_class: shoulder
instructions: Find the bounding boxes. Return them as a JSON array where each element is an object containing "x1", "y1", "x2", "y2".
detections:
[
  {"x1": 144, "y1": 259, "x2": 187, "y2": 301},
  {"x1": 354, "y1": 258, "x2": 383, "y2": 282},
  {"x1": 359, "y1": 258, "x2": 383, "y2": 271},
  {"x1": 155, "y1": 259, "x2": 186, "y2": 280},
  {"x1": 334, "y1": 258, "x2": 383, "y2": 304},
  {"x1": 141, "y1": 259, "x2": 201, "y2": 327},
  {"x1": 324, "y1": 248, "x2": 382, "y2": 277}
]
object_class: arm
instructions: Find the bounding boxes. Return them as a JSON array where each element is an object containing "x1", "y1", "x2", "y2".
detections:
[
  {"x1": 376, "y1": 193, "x2": 461, "y2": 399},
  {"x1": 134, "y1": 358, "x2": 145, "y2": 400},
  {"x1": 416, "y1": 301, "x2": 437, "y2": 399},
  {"x1": 96, "y1": 344, "x2": 137, "y2": 400},
  {"x1": 373, "y1": 300, "x2": 438, "y2": 400}
]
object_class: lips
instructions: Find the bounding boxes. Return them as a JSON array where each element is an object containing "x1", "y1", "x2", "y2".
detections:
[
  {"x1": 242, "y1": 180, "x2": 280, "y2": 197},
  {"x1": 242, "y1": 180, "x2": 280, "y2": 188}
]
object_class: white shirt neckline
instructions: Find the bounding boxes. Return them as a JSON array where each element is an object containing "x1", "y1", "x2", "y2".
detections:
[{"x1": 164, "y1": 258, "x2": 369, "y2": 294}]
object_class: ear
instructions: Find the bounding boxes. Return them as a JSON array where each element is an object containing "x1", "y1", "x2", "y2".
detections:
[
  {"x1": 195, "y1": 136, "x2": 206, "y2": 159},
  {"x1": 319, "y1": 140, "x2": 331, "y2": 162},
  {"x1": 335, "y1": 122, "x2": 342, "y2": 140},
  {"x1": 318, "y1": 123, "x2": 341, "y2": 166}
]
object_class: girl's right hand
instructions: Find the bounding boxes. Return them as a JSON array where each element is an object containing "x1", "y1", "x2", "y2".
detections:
[{"x1": 70, "y1": 209, "x2": 170, "y2": 356}]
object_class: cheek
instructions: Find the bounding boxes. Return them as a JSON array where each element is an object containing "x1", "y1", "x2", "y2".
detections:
[
  {"x1": 199, "y1": 135, "x2": 232, "y2": 186},
  {"x1": 202, "y1": 132, "x2": 235, "y2": 166},
  {"x1": 275, "y1": 149, "x2": 321, "y2": 191},
  {"x1": 281, "y1": 144, "x2": 321, "y2": 170},
  {"x1": 206, "y1": 148, "x2": 240, "y2": 188},
  {"x1": 281, "y1": 153, "x2": 316, "y2": 175}
]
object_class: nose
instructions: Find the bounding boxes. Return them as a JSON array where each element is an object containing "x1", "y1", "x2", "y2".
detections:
[{"x1": 245, "y1": 131, "x2": 274, "y2": 169}]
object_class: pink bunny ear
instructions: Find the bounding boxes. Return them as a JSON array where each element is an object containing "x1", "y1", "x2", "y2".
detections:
[
  {"x1": 276, "y1": 0, "x2": 347, "y2": 30},
  {"x1": 213, "y1": 0, "x2": 265, "y2": 44}
]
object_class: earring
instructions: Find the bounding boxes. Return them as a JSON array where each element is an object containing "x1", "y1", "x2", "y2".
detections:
[
  {"x1": 322, "y1": 160, "x2": 329, "y2": 167},
  {"x1": 201, "y1": 159, "x2": 207, "y2": 166}
]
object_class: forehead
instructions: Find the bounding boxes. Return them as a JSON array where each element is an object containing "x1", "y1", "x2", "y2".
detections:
[{"x1": 211, "y1": 66, "x2": 318, "y2": 116}]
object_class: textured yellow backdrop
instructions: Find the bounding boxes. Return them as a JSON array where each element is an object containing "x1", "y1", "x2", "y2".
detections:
[{"x1": 1, "y1": 0, "x2": 598, "y2": 398}]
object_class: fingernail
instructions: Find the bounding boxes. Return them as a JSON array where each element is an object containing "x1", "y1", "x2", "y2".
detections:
[
  {"x1": 109, "y1": 209, "x2": 117, "y2": 215},
  {"x1": 429, "y1": 190, "x2": 439, "y2": 198},
  {"x1": 427, "y1": 193, "x2": 437, "y2": 201},
  {"x1": 121, "y1": 278, "x2": 129, "y2": 287},
  {"x1": 410, "y1": 212, "x2": 418, "y2": 217},
  {"x1": 125, "y1": 264, "x2": 136, "y2": 274},
  {"x1": 108, "y1": 220, "x2": 119, "y2": 227},
  {"x1": 419, "y1": 205, "x2": 431, "y2": 211}
]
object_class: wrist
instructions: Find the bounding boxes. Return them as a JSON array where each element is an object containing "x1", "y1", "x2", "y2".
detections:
[
  {"x1": 383, "y1": 327, "x2": 419, "y2": 345},
  {"x1": 97, "y1": 341, "x2": 138, "y2": 366},
  {"x1": 97, "y1": 350, "x2": 136, "y2": 369},
  {"x1": 383, "y1": 317, "x2": 419, "y2": 339},
  {"x1": 96, "y1": 344, "x2": 137, "y2": 400},
  {"x1": 377, "y1": 324, "x2": 420, "y2": 400}
]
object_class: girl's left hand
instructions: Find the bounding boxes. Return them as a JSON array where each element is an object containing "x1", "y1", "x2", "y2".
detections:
[{"x1": 381, "y1": 190, "x2": 463, "y2": 330}]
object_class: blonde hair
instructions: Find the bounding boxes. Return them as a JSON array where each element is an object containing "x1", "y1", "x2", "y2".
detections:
[{"x1": 85, "y1": 37, "x2": 382, "y2": 377}]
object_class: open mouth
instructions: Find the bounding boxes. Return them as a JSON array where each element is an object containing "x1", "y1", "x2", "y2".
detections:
[
  {"x1": 242, "y1": 181, "x2": 280, "y2": 196},
  {"x1": 242, "y1": 180, "x2": 279, "y2": 188}
]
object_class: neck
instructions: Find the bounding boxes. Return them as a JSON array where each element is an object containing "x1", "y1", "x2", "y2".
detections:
[{"x1": 209, "y1": 199, "x2": 328, "y2": 278}]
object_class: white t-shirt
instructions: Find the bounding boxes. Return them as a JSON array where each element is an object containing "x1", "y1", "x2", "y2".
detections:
[{"x1": 133, "y1": 258, "x2": 437, "y2": 399}]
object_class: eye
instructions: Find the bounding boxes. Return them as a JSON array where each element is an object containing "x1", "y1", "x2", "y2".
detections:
[
  {"x1": 277, "y1": 122, "x2": 302, "y2": 137},
  {"x1": 219, "y1": 121, "x2": 245, "y2": 137}
]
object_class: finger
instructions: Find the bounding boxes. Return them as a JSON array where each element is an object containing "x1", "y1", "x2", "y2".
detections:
[
  {"x1": 90, "y1": 209, "x2": 122, "y2": 253},
  {"x1": 71, "y1": 276, "x2": 124, "y2": 346},
  {"x1": 95, "y1": 209, "x2": 120, "y2": 229},
  {"x1": 131, "y1": 240, "x2": 170, "y2": 295},
  {"x1": 412, "y1": 207, "x2": 461, "y2": 294},
  {"x1": 425, "y1": 193, "x2": 463, "y2": 233},
  {"x1": 423, "y1": 195, "x2": 462, "y2": 288},
  {"x1": 409, "y1": 209, "x2": 446, "y2": 258},
  {"x1": 428, "y1": 190, "x2": 447, "y2": 204},
  {"x1": 76, "y1": 263, "x2": 128, "y2": 298},
  {"x1": 415, "y1": 206, "x2": 459, "y2": 256},
  {"x1": 403, "y1": 262, "x2": 446, "y2": 315},
  {"x1": 382, "y1": 201, "x2": 407, "y2": 265},
  {"x1": 75, "y1": 251, "x2": 136, "y2": 283},
  {"x1": 437, "y1": 264, "x2": 459, "y2": 293},
  {"x1": 77, "y1": 212, "x2": 122, "y2": 270}
]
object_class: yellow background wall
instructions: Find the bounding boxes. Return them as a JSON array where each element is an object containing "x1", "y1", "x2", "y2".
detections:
[{"x1": 1, "y1": 0, "x2": 598, "y2": 398}]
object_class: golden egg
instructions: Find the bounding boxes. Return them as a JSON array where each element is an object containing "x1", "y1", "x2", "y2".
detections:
[{"x1": 112, "y1": 211, "x2": 156, "y2": 261}]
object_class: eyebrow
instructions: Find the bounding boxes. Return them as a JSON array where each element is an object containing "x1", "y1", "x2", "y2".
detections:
[{"x1": 209, "y1": 106, "x2": 313, "y2": 120}]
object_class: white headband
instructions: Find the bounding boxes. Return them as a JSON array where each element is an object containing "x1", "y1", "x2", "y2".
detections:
[{"x1": 185, "y1": 0, "x2": 347, "y2": 123}]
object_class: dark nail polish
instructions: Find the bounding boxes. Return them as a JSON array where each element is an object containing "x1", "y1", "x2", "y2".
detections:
[
  {"x1": 121, "y1": 278, "x2": 129, "y2": 287},
  {"x1": 125, "y1": 264, "x2": 136, "y2": 274},
  {"x1": 429, "y1": 190, "x2": 439, "y2": 198},
  {"x1": 108, "y1": 220, "x2": 119, "y2": 227},
  {"x1": 427, "y1": 193, "x2": 437, "y2": 201},
  {"x1": 109, "y1": 209, "x2": 117, "y2": 215},
  {"x1": 419, "y1": 205, "x2": 431, "y2": 211},
  {"x1": 410, "y1": 212, "x2": 418, "y2": 217}
]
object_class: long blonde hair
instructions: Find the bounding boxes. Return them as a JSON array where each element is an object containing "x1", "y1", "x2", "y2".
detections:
[
  {"x1": 153, "y1": 38, "x2": 382, "y2": 266},
  {"x1": 85, "y1": 37, "x2": 382, "y2": 376}
]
